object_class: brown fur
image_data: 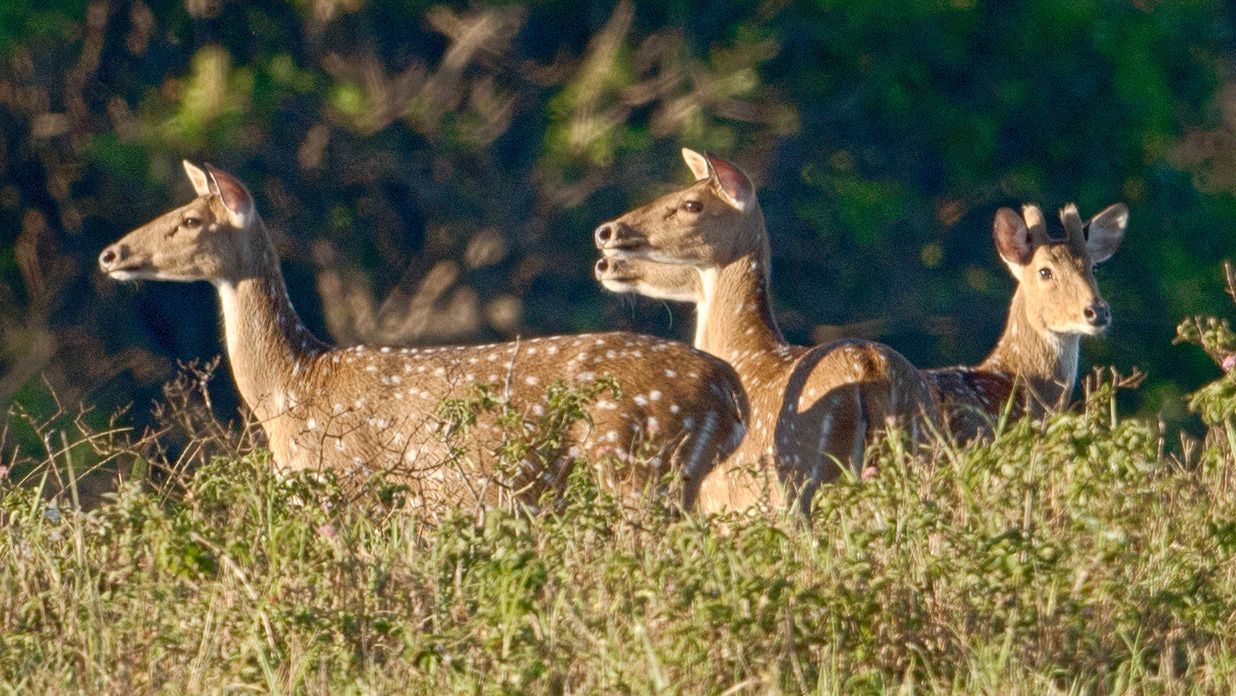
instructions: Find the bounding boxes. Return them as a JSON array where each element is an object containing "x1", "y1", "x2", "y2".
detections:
[
  {"x1": 925, "y1": 203, "x2": 1127, "y2": 440},
  {"x1": 594, "y1": 150, "x2": 939, "y2": 514},
  {"x1": 99, "y1": 162, "x2": 749, "y2": 512}
]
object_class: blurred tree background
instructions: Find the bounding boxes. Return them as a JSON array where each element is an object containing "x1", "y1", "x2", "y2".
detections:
[{"x1": 3, "y1": 0, "x2": 1236, "y2": 447}]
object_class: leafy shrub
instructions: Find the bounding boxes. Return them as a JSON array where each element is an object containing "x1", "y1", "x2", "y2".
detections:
[{"x1": 1177, "y1": 262, "x2": 1236, "y2": 456}]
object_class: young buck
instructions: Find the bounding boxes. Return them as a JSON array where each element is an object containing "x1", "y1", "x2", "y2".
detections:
[
  {"x1": 923, "y1": 203, "x2": 1127, "y2": 440},
  {"x1": 99, "y1": 162, "x2": 748, "y2": 511},
  {"x1": 593, "y1": 150, "x2": 939, "y2": 514}
]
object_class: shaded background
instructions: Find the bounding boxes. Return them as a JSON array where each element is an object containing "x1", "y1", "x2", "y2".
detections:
[{"x1": 3, "y1": 0, "x2": 1236, "y2": 450}]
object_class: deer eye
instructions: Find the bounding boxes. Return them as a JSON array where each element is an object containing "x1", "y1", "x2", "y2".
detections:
[
  {"x1": 183, "y1": 217, "x2": 202, "y2": 229},
  {"x1": 1038, "y1": 267, "x2": 1053, "y2": 280},
  {"x1": 682, "y1": 200, "x2": 703, "y2": 214}
]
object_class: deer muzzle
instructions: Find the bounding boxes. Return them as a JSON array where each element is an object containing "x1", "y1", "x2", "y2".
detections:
[
  {"x1": 594, "y1": 221, "x2": 647, "y2": 253},
  {"x1": 98, "y1": 242, "x2": 150, "y2": 279},
  {"x1": 98, "y1": 244, "x2": 127, "y2": 272},
  {"x1": 594, "y1": 256, "x2": 638, "y2": 284},
  {"x1": 1083, "y1": 300, "x2": 1111, "y2": 329}
]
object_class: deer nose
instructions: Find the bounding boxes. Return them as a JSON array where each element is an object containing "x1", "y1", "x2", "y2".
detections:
[
  {"x1": 594, "y1": 223, "x2": 617, "y2": 248},
  {"x1": 594, "y1": 257, "x2": 610, "y2": 276},
  {"x1": 595, "y1": 222, "x2": 652, "y2": 252},
  {"x1": 98, "y1": 244, "x2": 123, "y2": 271},
  {"x1": 1084, "y1": 300, "x2": 1110, "y2": 328},
  {"x1": 594, "y1": 221, "x2": 641, "y2": 250}
]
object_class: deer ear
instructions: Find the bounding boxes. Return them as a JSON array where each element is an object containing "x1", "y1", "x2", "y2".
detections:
[
  {"x1": 705, "y1": 154, "x2": 755, "y2": 212},
  {"x1": 204, "y1": 164, "x2": 254, "y2": 228},
  {"x1": 1086, "y1": 203, "x2": 1127, "y2": 263},
  {"x1": 183, "y1": 160, "x2": 212, "y2": 196},
  {"x1": 993, "y1": 207, "x2": 1034, "y2": 275},
  {"x1": 681, "y1": 148, "x2": 712, "y2": 181}
]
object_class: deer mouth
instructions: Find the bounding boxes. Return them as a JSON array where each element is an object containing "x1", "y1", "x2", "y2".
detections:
[
  {"x1": 594, "y1": 257, "x2": 639, "y2": 284},
  {"x1": 99, "y1": 245, "x2": 159, "y2": 280},
  {"x1": 593, "y1": 222, "x2": 699, "y2": 266},
  {"x1": 602, "y1": 246, "x2": 699, "y2": 270},
  {"x1": 101, "y1": 258, "x2": 158, "y2": 281},
  {"x1": 106, "y1": 267, "x2": 160, "y2": 282},
  {"x1": 1076, "y1": 322, "x2": 1109, "y2": 337},
  {"x1": 594, "y1": 257, "x2": 644, "y2": 295},
  {"x1": 1052, "y1": 320, "x2": 1108, "y2": 338},
  {"x1": 593, "y1": 221, "x2": 652, "y2": 253}
]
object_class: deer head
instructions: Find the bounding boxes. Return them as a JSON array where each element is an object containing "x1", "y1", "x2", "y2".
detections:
[
  {"x1": 594, "y1": 148, "x2": 765, "y2": 269},
  {"x1": 994, "y1": 202, "x2": 1128, "y2": 336},
  {"x1": 594, "y1": 255, "x2": 702, "y2": 303},
  {"x1": 99, "y1": 161, "x2": 264, "y2": 284}
]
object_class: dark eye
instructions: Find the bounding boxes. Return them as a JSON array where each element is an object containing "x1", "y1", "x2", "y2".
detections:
[
  {"x1": 183, "y1": 217, "x2": 202, "y2": 229},
  {"x1": 682, "y1": 200, "x2": 703, "y2": 214},
  {"x1": 1038, "y1": 268, "x2": 1053, "y2": 280}
]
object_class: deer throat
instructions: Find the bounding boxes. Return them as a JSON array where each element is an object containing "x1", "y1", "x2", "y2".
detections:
[
  {"x1": 981, "y1": 291, "x2": 1081, "y2": 411},
  {"x1": 216, "y1": 273, "x2": 324, "y2": 419},
  {"x1": 692, "y1": 255, "x2": 784, "y2": 366},
  {"x1": 693, "y1": 267, "x2": 718, "y2": 349}
]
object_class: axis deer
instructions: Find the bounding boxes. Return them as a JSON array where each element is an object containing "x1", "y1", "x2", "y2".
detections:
[
  {"x1": 598, "y1": 201, "x2": 1129, "y2": 444},
  {"x1": 923, "y1": 203, "x2": 1127, "y2": 440},
  {"x1": 593, "y1": 150, "x2": 939, "y2": 514},
  {"x1": 98, "y1": 162, "x2": 748, "y2": 512}
]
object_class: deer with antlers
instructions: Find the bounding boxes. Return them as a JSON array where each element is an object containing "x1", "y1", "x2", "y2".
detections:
[
  {"x1": 99, "y1": 162, "x2": 748, "y2": 511},
  {"x1": 593, "y1": 150, "x2": 939, "y2": 514},
  {"x1": 923, "y1": 203, "x2": 1128, "y2": 440}
]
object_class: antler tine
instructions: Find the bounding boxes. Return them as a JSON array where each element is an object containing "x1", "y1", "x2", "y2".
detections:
[
  {"x1": 1058, "y1": 202, "x2": 1087, "y2": 251},
  {"x1": 1021, "y1": 204, "x2": 1050, "y2": 244},
  {"x1": 1021, "y1": 204, "x2": 1044, "y2": 230}
]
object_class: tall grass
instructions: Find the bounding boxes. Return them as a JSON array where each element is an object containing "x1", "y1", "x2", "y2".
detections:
[
  {"x1": 2, "y1": 360, "x2": 1235, "y2": 694},
  {"x1": 3, "y1": 268, "x2": 1236, "y2": 694}
]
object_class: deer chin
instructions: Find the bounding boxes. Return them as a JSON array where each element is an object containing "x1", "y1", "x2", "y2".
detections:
[
  {"x1": 107, "y1": 266, "x2": 198, "y2": 283},
  {"x1": 106, "y1": 267, "x2": 158, "y2": 282},
  {"x1": 597, "y1": 274, "x2": 697, "y2": 302},
  {"x1": 1052, "y1": 321, "x2": 1108, "y2": 337},
  {"x1": 598, "y1": 276, "x2": 639, "y2": 294},
  {"x1": 595, "y1": 257, "x2": 642, "y2": 290}
]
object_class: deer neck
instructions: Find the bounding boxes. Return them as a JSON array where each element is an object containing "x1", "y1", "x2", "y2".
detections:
[
  {"x1": 215, "y1": 223, "x2": 327, "y2": 420},
  {"x1": 979, "y1": 288, "x2": 1079, "y2": 412},
  {"x1": 692, "y1": 247, "x2": 785, "y2": 366}
]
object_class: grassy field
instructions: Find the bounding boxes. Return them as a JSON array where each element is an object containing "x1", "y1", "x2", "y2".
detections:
[{"x1": 2, "y1": 366, "x2": 1235, "y2": 695}]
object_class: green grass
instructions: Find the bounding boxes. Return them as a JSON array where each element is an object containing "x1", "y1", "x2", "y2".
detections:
[{"x1": 2, "y1": 372, "x2": 1236, "y2": 694}]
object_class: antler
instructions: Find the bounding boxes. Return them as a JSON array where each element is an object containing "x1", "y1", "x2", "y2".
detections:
[
  {"x1": 1021, "y1": 204, "x2": 1051, "y2": 246},
  {"x1": 1058, "y1": 203, "x2": 1087, "y2": 254}
]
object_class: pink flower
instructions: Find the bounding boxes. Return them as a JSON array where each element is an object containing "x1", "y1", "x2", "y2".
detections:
[
  {"x1": 861, "y1": 466, "x2": 878, "y2": 481},
  {"x1": 1223, "y1": 354, "x2": 1236, "y2": 372},
  {"x1": 316, "y1": 524, "x2": 337, "y2": 538}
]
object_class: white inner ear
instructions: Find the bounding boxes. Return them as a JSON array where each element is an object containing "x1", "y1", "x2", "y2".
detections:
[
  {"x1": 681, "y1": 148, "x2": 711, "y2": 181},
  {"x1": 1003, "y1": 259, "x2": 1027, "y2": 283},
  {"x1": 205, "y1": 169, "x2": 254, "y2": 228},
  {"x1": 224, "y1": 207, "x2": 252, "y2": 229},
  {"x1": 183, "y1": 161, "x2": 212, "y2": 196},
  {"x1": 712, "y1": 179, "x2": 749, "y2": 212}
]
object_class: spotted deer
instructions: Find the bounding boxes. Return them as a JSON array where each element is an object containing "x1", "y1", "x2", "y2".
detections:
[
  {"x1": 923, "y1": 203, "x2": 1127, "y2": 441},
  {"x1": 593, "y1": 150, "x2": 939, "y2": 514},
  {"x1": 98, "y1": 162, "x2": 748, "y2": 512}
]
